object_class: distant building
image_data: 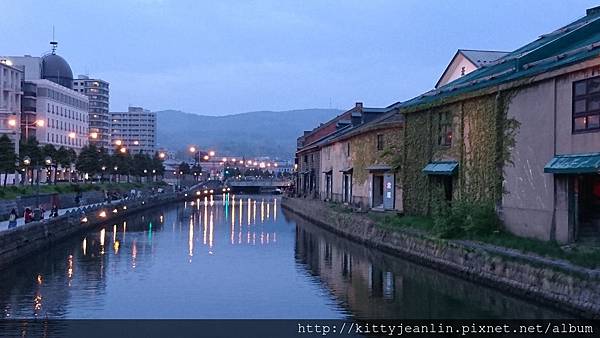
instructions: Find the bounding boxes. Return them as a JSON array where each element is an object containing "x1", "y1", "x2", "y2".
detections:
[
  {"x1": 1, "y1": 55, "x2": 41, "y2": 81},
  {"x1": 295, "y1": 102, "x2": 390, "y2": 198},
  {"x1": 0, "y1": 60, "x2": 23, "y2": 153},
  {"x1": 29, "y1": 79, "x2": 89, "y2": 150},
  {"x1": 4, "y1": 43, "x2": 89, "y2": 151},
  {"x1": 320, "y1": 111, "x2": 403, "y2": 211},
  {"x1": 435, "y1": 49, "x2": 508, "y2": 88},
  {"x1": 110, "y1": 106, "x2": 156, "y2": 154},
  {"x1": 74, "y1": 75, "x2": 110, "y2": 148}
]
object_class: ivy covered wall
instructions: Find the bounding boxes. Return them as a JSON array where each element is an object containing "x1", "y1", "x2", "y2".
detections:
[
  {"x1": 350, "y1": 124, "x2": 403, "y2": 209},
  {"x1": 401, "y1": 92, "x2": 518, "y2": 215}
]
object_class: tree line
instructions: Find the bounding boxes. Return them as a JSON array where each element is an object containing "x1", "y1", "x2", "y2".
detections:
[{"x1": 0, "y1": 135, "x2": 165, "y2": 186}]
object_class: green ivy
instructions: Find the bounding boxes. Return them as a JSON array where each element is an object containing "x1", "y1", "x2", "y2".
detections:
[{"x1": 400, "y1": 90, "x2": 520, "y2": 217}]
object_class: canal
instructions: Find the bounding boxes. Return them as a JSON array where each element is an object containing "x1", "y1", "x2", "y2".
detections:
[{"x1": 0, "y1": 195, "x2": 570, "y2": 319}]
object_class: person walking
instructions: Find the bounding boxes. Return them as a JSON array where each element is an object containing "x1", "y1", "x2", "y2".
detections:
[
  {"x1": 51, "y1": 205, "x2": 59, "y2": 218},
  {"x1": 24, "y1": 208, "x2": 33, "y2": 224},
  {"x1": 8, "y1": 208, "x2": 17, "y2": 229}
]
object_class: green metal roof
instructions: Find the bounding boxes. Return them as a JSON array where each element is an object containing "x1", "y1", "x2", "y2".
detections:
[
  {"x1": 544, "y1": 153, "x2": 600, "y2": 174},
  {"x1": 388, "y1": 11, "x2": 600, "y2": 111},
  {"x1": 422, "y1": 161, "x2": 459, "y2": 176}
]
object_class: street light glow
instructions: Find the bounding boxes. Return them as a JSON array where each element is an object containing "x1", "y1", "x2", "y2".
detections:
[
  {"x1": 90, "y1": 132, "x2": 98, "y2": 139},
  {"x1": 189, "y1": 146, "x2": 196, "y2": 153},
  {"x1": 203, "y1": 155, "x2": 209, "y2": 161},
  {"x1": 36, "y1": 120, "x2": 45, "y2": 127},
  {"x1": 159, "y1": 152, "x2": 166, "y2": 159},
  {"x1": 115, "y1": 140, "x2": 122, "y2": 146},
  {"x1": 68, "y1": 132, "x2": 76, "y2": 139},
  {"x1": 8, "y1": 118, "x2": 16, "y2": 127},
  {"x1": 119, "y1": 147, "x2": 127, "y2": 153},
  {"x1": 209, "y1": 151, "x2": 215, "y2": 157}
]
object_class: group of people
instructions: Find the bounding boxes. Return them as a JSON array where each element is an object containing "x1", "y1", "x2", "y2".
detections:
[{"x1": 7, "y1": 205, "x2": 59, "y2": 229}]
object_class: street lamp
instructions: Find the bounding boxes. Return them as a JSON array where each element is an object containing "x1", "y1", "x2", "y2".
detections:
[
  {"x1": 22, "y1": 119, "x2": 45, "y2": 140},
  {"x1": 23, "y1": 155, "x2": 51, "y2": 217},
  {"x1": 44, "y1": 156, "x2": 54, "y2": 184},
  {"x1": 113, "y1": 165, "x2": 118, "y2": 183}
]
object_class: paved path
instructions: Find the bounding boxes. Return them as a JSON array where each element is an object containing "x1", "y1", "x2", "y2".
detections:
[{"x1": 0, "y1": 200, "x2": 122, "y2": 232}]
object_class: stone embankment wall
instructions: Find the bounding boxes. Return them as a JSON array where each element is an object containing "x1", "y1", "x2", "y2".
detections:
[
  {"x1": 0, "y1": 192, "x2": 184, "y2": 269},
  {"x1": 282, "y1": 197, "x2": 600, "y2": 319}
]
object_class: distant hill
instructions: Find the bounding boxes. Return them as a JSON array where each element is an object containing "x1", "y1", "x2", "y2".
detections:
[{"x1": 156, "y1": 108, "x2": 342, "y2": 159}]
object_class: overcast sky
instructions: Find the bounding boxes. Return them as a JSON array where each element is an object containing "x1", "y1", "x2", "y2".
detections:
[{"x1": 1, "y1": 0, "x2": 598, "y2": 115}]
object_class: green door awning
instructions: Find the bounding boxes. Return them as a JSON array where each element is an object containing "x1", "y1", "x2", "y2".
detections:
[
  {"x1": 544, "y1": 153, "x2": 600, "y2": 174},
  {"x1": 422, "y1": 161, "x2": 458, "y2": 176}
]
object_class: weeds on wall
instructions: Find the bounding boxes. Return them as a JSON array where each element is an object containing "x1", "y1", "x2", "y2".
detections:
[
  {"x1": 400, "y1": 89, "x2": 521, "y2": 231},
  {"x1": 352, "y1": 129, "x2": 403, "y2": 185},
  {"x1": 432, "y1": 196, "x2": 501, "y2": 239}
]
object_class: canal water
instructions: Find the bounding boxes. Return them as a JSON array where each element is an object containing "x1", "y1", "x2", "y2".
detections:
[{"x1": 0, "y1": 195, "x2": 570, "y2": 319}]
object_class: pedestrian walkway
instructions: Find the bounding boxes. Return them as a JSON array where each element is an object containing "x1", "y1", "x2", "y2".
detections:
[{"x1": 0, "y1": 200, "x2": 121, "y2": 232}]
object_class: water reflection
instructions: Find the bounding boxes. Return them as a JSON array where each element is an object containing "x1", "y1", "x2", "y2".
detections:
[
  {"x1": 0, "y1": 196, "x2": 568, "y2": 320},
  {"x1": 292, "y1": 213, "x2": 570, "y2": 319},
  {"x1": 0, "y1": 196, "x2": 305, "y2": 319}
]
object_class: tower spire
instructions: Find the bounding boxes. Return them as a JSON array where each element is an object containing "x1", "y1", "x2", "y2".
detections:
[{"x1": 50, "y1": 26, "x2": 58, "y2": 54}]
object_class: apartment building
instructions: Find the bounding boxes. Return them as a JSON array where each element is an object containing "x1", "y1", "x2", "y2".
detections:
[{"x1": 110, "y1": 106, "x2": 156, "y2": 154}]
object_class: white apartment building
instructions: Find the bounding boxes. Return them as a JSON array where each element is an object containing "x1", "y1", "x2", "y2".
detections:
[
  {"x1": 73, "y1": 75, "x2": 110, "y2": 148},
  {"x1": 111, "y1": 106, "x2": 156, "y2": 154},
  {"x1": 0, "y1": 60, "x2": 22, "y2": 153},
  {"x1": 30, "y1": 79, "x2": 89, "y2": 150}
]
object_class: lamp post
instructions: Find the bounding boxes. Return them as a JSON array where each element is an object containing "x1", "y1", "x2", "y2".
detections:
[
  {"x1": 44, "y1": 156, "x2": 53, "y2": 185},
  {"x1": 189, "y1": 146, "x2": 214, "y2": 181},
  {"x1": 23, "y1": 155, "x2": 51, "y2": 218},
  {"x1": 22, "y1": 119, "x2": 45, "y2": 141},
  {"x1": 23, "y1": 156, "x2": 31, "y2": 186}
]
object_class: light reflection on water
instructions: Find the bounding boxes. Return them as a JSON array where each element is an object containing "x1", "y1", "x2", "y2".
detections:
[
  {"x1": 0, "y1": 195, "x2": 345, "y2": 319},
  {"x1": 0, "y1": 195, "x2": 570, "y2": 320}
]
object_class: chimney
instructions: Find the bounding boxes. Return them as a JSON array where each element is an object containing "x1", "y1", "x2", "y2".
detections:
[
  {"x1": 587, "y1": 6, "x2": 600, "y2": 16},
  {"x1": 355, "y1": 102, "x2": 363, "y2": 110}
]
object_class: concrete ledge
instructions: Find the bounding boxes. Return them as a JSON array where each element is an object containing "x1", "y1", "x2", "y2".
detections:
[
  {"x1": 282, "y1": 197, "x2": 600, "y2": 319},
  {"x1": 0, "y1": 193, "x2": 186, "y2": 270}
]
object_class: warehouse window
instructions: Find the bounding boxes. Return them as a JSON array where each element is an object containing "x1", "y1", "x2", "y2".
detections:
[
  {"x1": 573, "y1": 76, "x2": 600, "y2": 132},
  {"x1": 438, "y1": 112, "x2": 452, "y2": 146}
]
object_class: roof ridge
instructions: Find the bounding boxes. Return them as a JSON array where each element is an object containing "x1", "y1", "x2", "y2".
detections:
[{"x1": 459, "y1": 49, "x2": 509, "y2": 53}]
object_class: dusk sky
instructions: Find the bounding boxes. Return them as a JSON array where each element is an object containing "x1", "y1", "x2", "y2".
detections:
[{"x1": 2, "y1": 0, "x2": 599, "y2": 115}]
